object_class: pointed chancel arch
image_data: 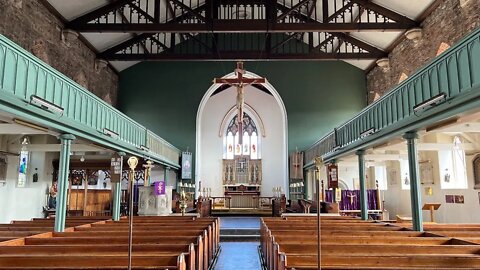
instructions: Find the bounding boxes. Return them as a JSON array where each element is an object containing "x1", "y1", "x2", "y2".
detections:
[{"x1": 196, "y1": 71, "x2": 288, "y2": 198}]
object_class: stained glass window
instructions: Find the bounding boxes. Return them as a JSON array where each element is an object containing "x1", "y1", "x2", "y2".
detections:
[{"x1": 224, "y1": 112, "x2": 260, "y2": 160}]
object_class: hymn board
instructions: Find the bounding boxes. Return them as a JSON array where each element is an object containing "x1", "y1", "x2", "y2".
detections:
[{"x1": 214, "y1": 62, "x2": 265, "y2": 208}]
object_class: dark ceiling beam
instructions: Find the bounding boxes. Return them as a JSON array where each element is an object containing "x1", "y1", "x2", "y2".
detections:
[
  {"x1": 71, "y1": 21, "x2": 414, "y2": 33},
  {"x1": 67, "y1": 0, "x2": 135, "y2": 27},
  {"x1": 313, "y1": 35, "x2": 335, "y2": 51},
  {"x1": 111, "y1": 0, "x2": 151, "y2": 55},
  {"x1": 169, "y1": 0, "x2": 206, "y2": 22},
  {"x1": 99, "y1": 33, "x2": 154, "y2": 58},
  {"x1": 276, "y1": 0, "x2": 311, "y2": 22},
  {"x1": 150, "y1": 36, "x2": 170, "y2": 51},
  {"x1": 183, "y1": 33, "x2": 214, "y2": 52},
  {"x1": 326, "y1": 2, "x2": 354, "y2": 22},
  {"x1": 331, "y1": 32, "x2": 384, "y2": 57},
  {"x1": 349, "y1": 0, "x2": 417, "y2": 26},
  {"x1": 103, "y1": 51, "x2": 381, "y2": 61},
  {"x1": 98, "y1": 4, "x2": 207, "y2": 57},
  {"x1": 275, "y1": 1, "x2": 386, "y2": 57},
  {"x1": 271, "y1": 33, "x2": 301, "y2": 51},
  {"x1": 332, "y1": 5, "x2": 364, "y2": 53}
]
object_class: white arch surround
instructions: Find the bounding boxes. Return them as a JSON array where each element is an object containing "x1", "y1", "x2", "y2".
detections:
[{"x1": 195, "y1": 71, "x2": 288, "y2": 198}]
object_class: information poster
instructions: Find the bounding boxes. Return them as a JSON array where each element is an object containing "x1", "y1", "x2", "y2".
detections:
[{"x1": 110, "y1": 154, "x2": 123, "y2": 183}]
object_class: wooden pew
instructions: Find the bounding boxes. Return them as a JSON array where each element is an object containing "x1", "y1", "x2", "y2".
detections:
[
  {"x1": 0, "y1": 216, "x2": 110, "y2": 242},
  {"x1": 261, "y1": 216, "x2": 480, "y2": 270},
  {"x1": 0, "y1": 254, "x2": 187, "y2": 270},
  {"x1": 0, "y1": 216, "x2": 219, "y2": 270}
]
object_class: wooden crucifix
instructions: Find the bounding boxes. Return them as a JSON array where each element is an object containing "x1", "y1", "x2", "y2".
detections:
[{"x1": 213, "y1": 61, "x2": 266, "y2": 144}]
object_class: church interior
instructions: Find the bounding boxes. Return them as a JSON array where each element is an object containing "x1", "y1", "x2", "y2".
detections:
[{"x1": 1, "y1": 0, "x2": 480, "y2": 269}]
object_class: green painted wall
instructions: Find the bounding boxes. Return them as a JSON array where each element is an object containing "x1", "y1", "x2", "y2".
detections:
[{"x1": 119, "y1": 61, "x2": 366, "y2": 155}]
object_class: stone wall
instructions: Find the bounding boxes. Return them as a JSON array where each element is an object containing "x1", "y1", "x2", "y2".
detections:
[
  {"x1": 0, "y1": 0, "x2": 118, "y2": 105},
  {"x1": 367, "y1": 0, "x2": 480, "y2": 103}
]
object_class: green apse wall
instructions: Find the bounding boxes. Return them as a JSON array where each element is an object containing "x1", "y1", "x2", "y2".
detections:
[{"x1": 118, "y1": 61, "x2": 366, "y2": 160}]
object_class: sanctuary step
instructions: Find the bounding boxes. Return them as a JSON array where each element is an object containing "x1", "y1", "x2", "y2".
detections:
[
  {"x1": 212, "y1": 208, "x2": 272, "y2": 217},
  {"x1": 220, "y1": 229, "x2": 260, "y2": 242},
  {"x1": 219, "y1": 217, "x2": 261, "y2": 242}
]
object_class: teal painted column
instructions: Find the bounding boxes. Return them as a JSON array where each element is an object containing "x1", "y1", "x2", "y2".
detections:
[
  {"x1": 303, "y1": 170, "x2": 308, "y2": 199},
  {"x1": 112, "y1": 152, "x2": 125, "y2": 221},
  {"x1": 403, "y1": 132, "x2": 423, "y2": 232},
  {"x1": 54, "y1": 134, "x2": 75, "y2": 232},
  {"x1": 356, "y1": 150, "x2": 368, "y2": 220},
  {"x1": 164, "y1": 166, "x2": 169, "y2": 183}
]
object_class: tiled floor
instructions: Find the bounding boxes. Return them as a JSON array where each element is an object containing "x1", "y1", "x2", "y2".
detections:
[
  {"x1": 219, "y1": 217, "x2": 261, "y2": 229},
  {"x1": 214, "y1": 242, "x2": 263, "y2": 270}
]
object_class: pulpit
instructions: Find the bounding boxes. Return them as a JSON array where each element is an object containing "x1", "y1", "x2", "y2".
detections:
[{"x1": 137, "y1": 186, "x2": 173, "y2": 216}]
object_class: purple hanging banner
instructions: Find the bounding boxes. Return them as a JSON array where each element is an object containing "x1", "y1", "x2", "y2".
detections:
[{"x1": 154, "y1": 181, "x2": 166, "y2": 195}]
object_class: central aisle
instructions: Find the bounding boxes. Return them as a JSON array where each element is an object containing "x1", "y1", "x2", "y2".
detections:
[
  {"x1": 213, "y1": 217, "x2": 263, "y2": 270},
  {"x1": 214, "y1": 242, "x2": 262, "y2": 270}
]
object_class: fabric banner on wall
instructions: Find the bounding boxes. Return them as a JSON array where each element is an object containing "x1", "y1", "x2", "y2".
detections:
[
  {"x1": 325, "y1": 189, "x2": 379, "y2": 210},
  {"x1": 289, "y1": 151, "x2": 304, "y2": 179},
  {"x1": 181, "y1": 152, "x2": 192, "y2": 179},
  {"x1": 327, "y1": 163, "x2": 338, "y2": 188}
]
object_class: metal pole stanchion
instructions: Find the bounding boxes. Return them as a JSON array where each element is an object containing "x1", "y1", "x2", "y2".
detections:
[
  {"x1": 127, "y1": 157, "x2": 139, "y2": 270},
  {"x1": 315, "y1": 157, "x2": 322, "y2": 270}
]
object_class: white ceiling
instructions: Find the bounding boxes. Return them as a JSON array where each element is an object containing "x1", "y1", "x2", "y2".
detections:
[{"x1": 46, "y1": 0, "x2": 436, "y2": 71}]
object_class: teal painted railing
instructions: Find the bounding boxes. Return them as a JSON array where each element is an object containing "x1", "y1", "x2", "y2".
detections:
[
  {"x1": 306, "y1": 27, "x2": 480, "y2": 163},
  {"x1": 0, "y1": 34, "x2": 180, "y2": 168}
]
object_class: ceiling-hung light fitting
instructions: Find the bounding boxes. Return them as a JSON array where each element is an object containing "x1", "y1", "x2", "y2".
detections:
[
  {"x1": 360, "y1": 128, "x2": 376, "y2": 139},
  {"x1": 30, "y1": 95, "x2": 64, "y2": 115},
  {"x1": 404, "y1": 28, "x2": 423, "y2": 43},
  {"x1": 376, "y1": 58, "x2": 390, "y2": 72},
  {"x1": 138, "y1": 145, "x2": 149, "y2": 151},
  {"x1": 102, "y1": 128, "x2": 119, "y2": 139},
  {"x1": 413, "y1": 93, "x2": 447, "y2": 112}
]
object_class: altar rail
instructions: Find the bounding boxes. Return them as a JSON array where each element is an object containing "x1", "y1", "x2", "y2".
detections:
[
  {"x1": 0, "y1": 34, "x2": 180, "y2": 168},
  {"x1": 306, "y1": 27, "x2": 480, "y2": 162}
]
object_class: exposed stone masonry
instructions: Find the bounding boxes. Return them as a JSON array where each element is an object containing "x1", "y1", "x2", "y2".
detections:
[
  {"x1": 0, "y1": 0, "x2": 118, "y2": 105},
  {"x1": 367, "y1": 0, "x2": 480, "y2": 103}
]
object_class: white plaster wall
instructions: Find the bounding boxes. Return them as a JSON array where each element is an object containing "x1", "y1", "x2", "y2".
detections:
[
  {"x1": 151, "y1": 167, "x2": 177, "y2": 188},
  {"x1": 198, "y1": 86, "x2": 286, "y2": 197},
  {"x1": 382, "y1": 133, "x2": 480, "y2": 223},
  {"x1": 383, "y1": 154, "x2": 480, "y2": 223},
  {"x1": 0, "y1": 136, "x2": 57, "y2": 223},
  {"x1": 318, "y1": 163, "x2": 356, "y2": 190}
]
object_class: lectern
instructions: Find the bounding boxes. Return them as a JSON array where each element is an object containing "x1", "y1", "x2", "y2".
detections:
[{"x1": 422, "y1": 203, "x2": 441, "y2": 222}]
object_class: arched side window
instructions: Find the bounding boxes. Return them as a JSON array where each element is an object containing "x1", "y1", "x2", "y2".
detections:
[{"x1": 223, "y1": 112, "x2": 261, "y2": 160}]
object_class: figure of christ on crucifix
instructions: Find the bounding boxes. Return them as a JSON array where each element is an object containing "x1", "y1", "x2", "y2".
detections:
[
  {"x1": 347, "y1": 192, "x2": 357, "y2": 205},
  {"x1": 213, "y1": 62, "x2": 267, "y2": 144}
]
